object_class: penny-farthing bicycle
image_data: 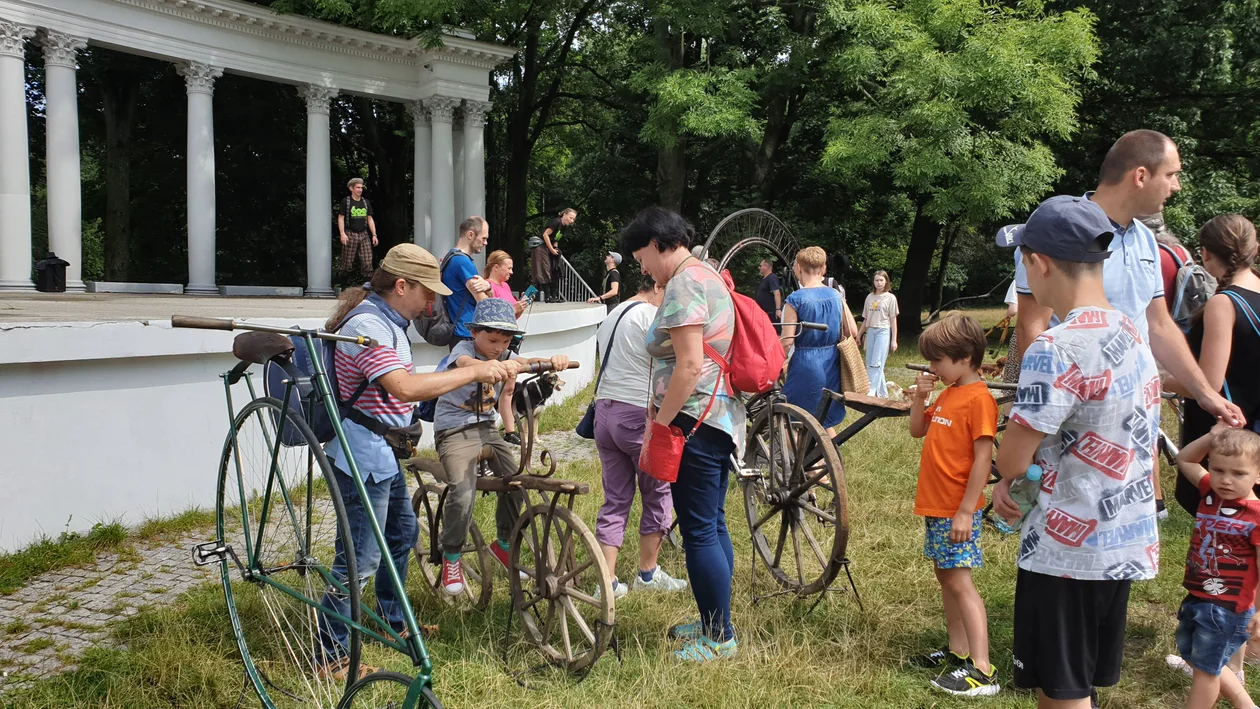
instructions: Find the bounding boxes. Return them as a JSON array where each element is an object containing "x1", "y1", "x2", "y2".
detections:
[{"x1": 173, "y1": 315, "x2": 442, "y2": 709}]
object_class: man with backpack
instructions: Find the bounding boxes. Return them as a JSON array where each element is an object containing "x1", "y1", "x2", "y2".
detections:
[
  {"x1": 1145, "y1": 213, "x2": 1217, "y2": 330},
  {"x1": 316, "y1": 243, "x2": 512, "y2": 681},
  {"x1": 441, "y1": 216, "x2": 494, "y2": 349}
]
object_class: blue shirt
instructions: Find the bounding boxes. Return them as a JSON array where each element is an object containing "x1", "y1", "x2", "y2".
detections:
[
  {"x1": 1015, "y1": 193, "x2": 1163, "y2": 337},
  {"x1": 441, "y1": 249, "x2": 480, "y2": 339},
  {"x1": 324, "y1": 294, "x2": 413, "y2": 482}
]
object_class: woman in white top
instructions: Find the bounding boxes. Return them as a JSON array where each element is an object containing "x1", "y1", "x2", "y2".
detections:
[
  {"x1": 857, "y1": 270, "x2": 899, "y2": 397},
  {"x1": 592, "y1": 281, "x2": 688, "y2": 598}
]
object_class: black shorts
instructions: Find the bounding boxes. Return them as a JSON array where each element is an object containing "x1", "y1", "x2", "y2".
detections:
[{"x1": 1012, "y1": 567, "x2": 1131, "y2": 700}]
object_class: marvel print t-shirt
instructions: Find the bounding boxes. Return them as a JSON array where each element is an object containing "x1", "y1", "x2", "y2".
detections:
[
  {"x1": 645, "y1": 260, "x2": 745, "y2": 452},
  {"x1": 341, "y1": 196, "x2": 373, "y2": 233},
  {"x1": 1185, "y1": 476, "x2": 1260, "y2": 612},
  {"x1": 1010, "y1": 307, "x2": 1162, "y2": 581}
]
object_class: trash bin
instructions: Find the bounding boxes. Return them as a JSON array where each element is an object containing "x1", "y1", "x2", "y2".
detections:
[{"x1": 34, "y1": 252, "x2": 70, "y2": 293}]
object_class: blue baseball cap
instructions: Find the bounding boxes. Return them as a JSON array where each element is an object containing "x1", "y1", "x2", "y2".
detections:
[
  {"x1": 469, "y1": 298, "x2": 525, "y2": 334},
  {"x1": 995, "y1": 195, "x2": 1115, "y2": 263}
]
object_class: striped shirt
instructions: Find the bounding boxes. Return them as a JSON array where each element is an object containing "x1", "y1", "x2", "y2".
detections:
[{"x1": 323, "y1": 295, "x2": 413, "y2": 482}]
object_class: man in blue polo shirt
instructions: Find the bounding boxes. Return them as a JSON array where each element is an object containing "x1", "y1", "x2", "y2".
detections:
[{"x1": 441, "y1": 216, "x2": 493, "y2": 348}]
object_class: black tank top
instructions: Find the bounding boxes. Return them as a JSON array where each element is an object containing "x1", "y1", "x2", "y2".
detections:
[{"x1": 1183, "y1": 285, "x2": 1260, "y2": 443}]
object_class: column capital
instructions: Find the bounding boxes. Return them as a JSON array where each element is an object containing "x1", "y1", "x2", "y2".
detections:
[
  {"x1": 0, "y1": 20, "x2": 35, "y2": 59},
  {"x1": 298, "y1": 85, "x2": 337, "y2": 115},
  {"x1": 40, "y1": 30, "x2": 86, "y2": 69},
  {"x1": 178, "y1": 62, "x2": 223, "y2": 95},
  {"x1": 423, "y1": 96, "x2": 459, "y2": 124},
  {"x1": 407, "y1": 101, "x2": 429, "y2": 127},
  {"x1": 461, "y1": 100, "x2": 492, "y2": 129}
]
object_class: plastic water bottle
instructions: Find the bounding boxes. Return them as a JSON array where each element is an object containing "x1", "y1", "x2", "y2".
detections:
[{"x1": 1002, "y1": 464, "x2": 1044, "y2": 533}]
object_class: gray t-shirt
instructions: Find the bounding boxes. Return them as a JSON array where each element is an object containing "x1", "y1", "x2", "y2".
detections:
[{"x1": 433, "y1": 339, "x2": 512, "y2": 433}]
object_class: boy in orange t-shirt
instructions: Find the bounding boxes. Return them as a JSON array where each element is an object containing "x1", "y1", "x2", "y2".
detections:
[{"x1": 908, "y1": 314, "x2": 1000, "y2": 697}]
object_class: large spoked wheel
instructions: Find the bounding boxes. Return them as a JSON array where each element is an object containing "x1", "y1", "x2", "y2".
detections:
[
  {"x1": 217, "y1": 397, "x2": 360, "y2": 709},
  {"x1": 411, "y1": 485, "x2": 494, "y2": 610},
  {"x1": 509, "y1": 504, "x2": 614, "y2": 673},
  {"x1": 742, "y1": 402, "x2": 849, "y2": 596},
  {"x1": 337, "y1": 671, "x2": 443, "y2": 709}
]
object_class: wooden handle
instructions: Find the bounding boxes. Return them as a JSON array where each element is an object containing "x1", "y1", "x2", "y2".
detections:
[{"x1": 171, "y1": 315, "x2": 234, "y2": 331}]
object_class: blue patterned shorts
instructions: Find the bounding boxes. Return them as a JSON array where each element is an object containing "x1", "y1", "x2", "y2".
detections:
[{"x1": 923, "y1": 510, "x2": 984, "y2": 569}]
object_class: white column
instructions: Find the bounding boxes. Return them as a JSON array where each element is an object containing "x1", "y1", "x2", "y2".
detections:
[
  {"x1": 0, "y1": 20, "x2": 34, "y2": 291},
  {"x1": 452, "y1": 123, "x2": 464, "y2": 227},
  {"x1": 462, "y1": 100, "x2": 490, "y2": 270},
  {"x1": 425, "y1": 96, "x2": 458, "y2": 258},
  {"x1": 408, "y1": 101, "x2": 430, "y2": 250},
  {"x1": 41, "y1": 31, "x2": 87, "y2": 292},
  {"x1": 462, "y1": 100, "x2": 490, "y2": 220},
  {"x1": 178, "y1": 61, "x2": 222, "y2": 295},
  {"x1": 300, "y1": 85, "x2": 336, "y2": 297}
]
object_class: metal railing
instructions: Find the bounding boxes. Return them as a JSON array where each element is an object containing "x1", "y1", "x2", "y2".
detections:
[{"x1": 556, "y1": 255, "x2": 599, "y2": 303}]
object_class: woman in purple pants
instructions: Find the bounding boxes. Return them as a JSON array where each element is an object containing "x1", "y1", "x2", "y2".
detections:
[{"x1": 593, "y1": 280, "x2": 689, "y2": 599}]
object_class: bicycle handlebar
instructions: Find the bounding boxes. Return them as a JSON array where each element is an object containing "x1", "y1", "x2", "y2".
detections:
[
  {"x1": 171, "y1": 315, "x2": 379, "y2": 347},
  {"x1": 523, "y1": 361, "x2": 581, "y2": 375},
  {"x1": 905, "y1": 363, "x2": 1017, "y2": 391}
]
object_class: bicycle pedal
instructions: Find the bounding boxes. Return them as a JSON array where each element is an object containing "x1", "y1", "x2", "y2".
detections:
[{"x1": 192, "y1": 541, "x2": 230, "y2": 566}]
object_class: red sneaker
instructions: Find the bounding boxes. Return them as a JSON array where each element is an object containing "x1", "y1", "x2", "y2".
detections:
[
  {"x1": 489, "y1": 542, "x2": 511, "y2": 569},
  {"x1": 441, "y1": 558, "x2": 465, "y2": 596}
]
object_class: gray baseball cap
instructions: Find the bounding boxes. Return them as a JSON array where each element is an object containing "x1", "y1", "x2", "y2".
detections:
[{"x1": 995, "y1": 195, "x2": 1114, "y2": 263}]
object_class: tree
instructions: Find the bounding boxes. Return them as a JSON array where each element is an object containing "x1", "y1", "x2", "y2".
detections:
[{"x1": 820, "y1": 0, "x2": 1099, "y2": 333}]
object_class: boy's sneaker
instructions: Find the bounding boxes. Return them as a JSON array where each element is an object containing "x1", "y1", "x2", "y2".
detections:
[
  {"x1": 910, "y1": 646, "x2": 969, "y2": 669},
  {"x1": 931, "y1": 664, "x2": 1000, "y2": 697},
  {"x1": 503, "y1": 431, "x2": 522, "y2": 446},
  {"x1": 668, "y1": 620, "x2": 703, "y2": 641},
  {"x1": 674, "y1": 635, "x2": 737, "y2": 663},
  {"x1": 631, "y1": 567, "x2": 688, "y2": 593},
  {"x1": 441, "y1": 558, "x2": 465, "y2": 596},
  {"x1": 489, "y1": 541, "x2": 528, "y2": 580},
  {"x1": 594, "y1": 579, "x2": 629, "y2": 601},
  {"x1": 1156, "y1": 498, "x2": 1169, "y2": 522}
]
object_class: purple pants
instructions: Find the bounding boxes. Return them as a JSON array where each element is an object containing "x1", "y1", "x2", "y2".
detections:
[{"x1": 594, "y1": 399, "x2": 674, "y2": 548}]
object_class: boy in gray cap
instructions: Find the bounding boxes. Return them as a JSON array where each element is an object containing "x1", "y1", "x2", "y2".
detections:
[
  {"x1": 590, "y1": 251, "x2": 623, "y2": 312},
  {"x1": 433, "y1": 298, "x2": 569, "y2": 596}
]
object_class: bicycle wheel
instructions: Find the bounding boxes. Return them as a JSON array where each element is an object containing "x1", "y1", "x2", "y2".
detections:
[
  {"x1": 337, "y1": 671, "x2": 443, "y2": 709},
  {"x1": 742, "y1": 402, "x2": 849, "y2": 596},
  {"x1": 218, "y1": 397, "x2": 361, "y2": 708},
  {"x1": 411, "y1": 484, "x2": 494, "y2": 610},
  {"x1": 509, "y1": 503, "x2": 614, "y2": 673}
]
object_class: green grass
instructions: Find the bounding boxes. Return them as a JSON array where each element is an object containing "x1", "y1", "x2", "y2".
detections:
[
  {"x1": 2, "y1": 308, "x2": 1213, "y2": 707},
  {"x1": 0, "y1": 508, "x2": 217, "y2": 596},
  {"x1": 536, "y1": 377, "x2": 596, "y2": 434}
]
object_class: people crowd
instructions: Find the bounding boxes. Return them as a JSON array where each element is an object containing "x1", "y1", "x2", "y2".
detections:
[{"x1": 313, "y1": 127, "x2": 1260, "y2": 707}]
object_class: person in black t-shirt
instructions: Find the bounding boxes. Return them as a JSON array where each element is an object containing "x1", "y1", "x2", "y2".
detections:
[
  {"x1": 756, "y1": 258, "x2": 783, "y2": 333},
  {"x1": 589, "y1": 251, "x2": 622, "y2": 312},
  {"x1": 530, "y1": 208, "x2": 576, "y2": 302},
  {"x1": 338, "y1": 178, "x2": 378, "y2": 279}
]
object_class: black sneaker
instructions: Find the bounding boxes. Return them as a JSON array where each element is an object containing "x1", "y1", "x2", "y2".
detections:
[
  {"x1": 931, "y1": 664, "x2": 1000, "y2": 697},
  {"x1": 503, "y1": 431, "x2": 522, "y2": 446},
  {"x1": 910, "y1": 646, "x2": 969, "y2": 668}
]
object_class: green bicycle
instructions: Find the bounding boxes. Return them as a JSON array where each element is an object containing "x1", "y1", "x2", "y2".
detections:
[{"x1": 174, "y1": 314, "x2": 441, "y2": 709}]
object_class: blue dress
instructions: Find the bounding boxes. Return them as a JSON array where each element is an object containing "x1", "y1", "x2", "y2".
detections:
[{"x1": 782, "y1": 286, "x2": 846, "y2": 427}]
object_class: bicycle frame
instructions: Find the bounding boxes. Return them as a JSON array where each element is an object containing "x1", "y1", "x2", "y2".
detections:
[{"x1": 217, "y1": 324, "x2": 434, "y2": 704}]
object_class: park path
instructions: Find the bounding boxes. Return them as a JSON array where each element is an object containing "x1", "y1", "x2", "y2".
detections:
[{"x1": 0, "y1": 432, "x2": 595, "y2": 695}]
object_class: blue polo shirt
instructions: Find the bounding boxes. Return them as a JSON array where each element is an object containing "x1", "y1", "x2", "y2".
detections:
[
  {"x1": 441, "y1": 249, "x2": 480, "y2": 339},
  {"x1": 1015, "y1": 193, "x2": 1163, "y2": 337}
]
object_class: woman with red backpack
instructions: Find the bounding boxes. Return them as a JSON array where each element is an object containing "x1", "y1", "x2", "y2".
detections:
[{"x1": 621, "y1": 207, "x2": 744, "y2": 663}]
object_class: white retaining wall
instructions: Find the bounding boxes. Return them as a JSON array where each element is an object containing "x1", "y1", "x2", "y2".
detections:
[{"x1": 0, "y1": 305, "x2": 602, "y2": 552}]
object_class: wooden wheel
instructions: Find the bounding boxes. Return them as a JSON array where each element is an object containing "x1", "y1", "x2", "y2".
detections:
[
  {"x1": 742, "y1": 402, "x2": 849, "y2": 596},
  {"x1": 411, "y1": 485, "x2": 494, "y2": 611},
  {"x1": 508, "y1": 503, "x2": 614, "y2": 673}
]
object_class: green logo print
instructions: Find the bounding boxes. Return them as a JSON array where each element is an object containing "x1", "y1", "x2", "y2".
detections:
[{"x1": 350, "y1": 206, "x2": 368, "y2": 218}]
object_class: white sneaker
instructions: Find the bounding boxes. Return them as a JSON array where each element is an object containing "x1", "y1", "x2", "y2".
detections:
[
  {"x1": 595, "y1": 579, "x2": 629, "y2": 601},
  {"x1": 1167, "y1": 655, "x2": 1245, "y2": 684},
  {"x1": 631, "y1": 567, "x2": 688, "y2": 593}
]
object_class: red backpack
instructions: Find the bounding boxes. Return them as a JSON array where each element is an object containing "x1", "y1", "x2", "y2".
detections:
[{"x1": 692, "y1": 263, "x2": 784, "y2": 396}]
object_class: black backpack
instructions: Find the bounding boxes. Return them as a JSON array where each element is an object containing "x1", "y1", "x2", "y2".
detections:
[
  {"x1": 264, "y1": 301, "x2": 403, "y2": 446},
  {"x1": 412, "y1": 249, "x2": 464, "y2": 347}
]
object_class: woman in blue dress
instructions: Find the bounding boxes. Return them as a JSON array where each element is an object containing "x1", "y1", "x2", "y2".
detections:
[{"x1": 781, "y1": 246, "x2": 848, "y2": 429}]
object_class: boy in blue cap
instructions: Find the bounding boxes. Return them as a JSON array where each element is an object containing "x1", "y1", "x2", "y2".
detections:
[
  {"x1": 433, "y1": 298, "x2": 569, "y2": 595},
  {"x1": 995, "y1": 195, "x2": 1162, "y2": 709}
]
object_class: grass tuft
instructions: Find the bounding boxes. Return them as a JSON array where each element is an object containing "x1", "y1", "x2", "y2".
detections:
[{"x1": 0, "y1": 522, "x2": 129, "y2": 595}]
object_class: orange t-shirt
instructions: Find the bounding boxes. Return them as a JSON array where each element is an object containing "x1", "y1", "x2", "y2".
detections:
[{"x1": 914, "y1": 381, "x2": 999, "y2": 518}]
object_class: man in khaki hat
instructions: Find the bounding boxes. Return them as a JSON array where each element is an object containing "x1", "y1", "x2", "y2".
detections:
[{"x1": 316, "y1": 241, "x2": 511, "y2": 680}]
